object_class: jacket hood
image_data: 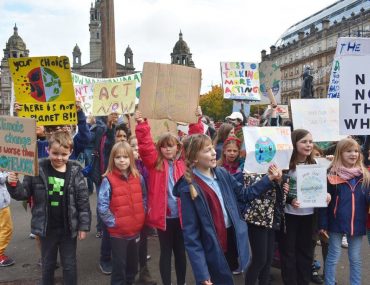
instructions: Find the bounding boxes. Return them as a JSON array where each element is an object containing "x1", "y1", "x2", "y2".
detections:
[{"x1": 173, "y1": 176, "x2": 189, "y2": 197}]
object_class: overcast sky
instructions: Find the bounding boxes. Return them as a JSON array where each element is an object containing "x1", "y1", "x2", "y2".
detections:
[{"x1": 0, "y1": 0, "x2": 337, "y2": 93}]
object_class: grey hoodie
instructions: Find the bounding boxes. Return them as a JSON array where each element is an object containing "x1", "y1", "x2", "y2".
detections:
[{"x1": 0, "y1": 172, "x2": 10, "y2": 209}]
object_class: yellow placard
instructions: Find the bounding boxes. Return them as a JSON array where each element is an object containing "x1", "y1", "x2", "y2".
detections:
[
  {"x1": 8, "y1": 56, "x2": 76, "y2": 126},
  {"x1": 92, "y1": 81, "x2": 136, "y2": 115}
]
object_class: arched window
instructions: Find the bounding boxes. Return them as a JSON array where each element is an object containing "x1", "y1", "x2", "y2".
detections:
[{"x1": 97, "y1": 32, "x2": 100, "y2": 39}]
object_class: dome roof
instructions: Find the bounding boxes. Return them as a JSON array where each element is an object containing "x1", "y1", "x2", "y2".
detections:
[
  {"x1": 173, "y1": 31, "x2": 190, "y2": 54},
  {"x1": 73, "y1": 44, "x2": 81, "y2": 53},
  {"x1": 7, "y1": 24, "x2": 27, "y2": 50}
]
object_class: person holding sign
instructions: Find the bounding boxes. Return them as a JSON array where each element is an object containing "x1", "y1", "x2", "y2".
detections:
[
  {"x1": 6, "y1": 132, "x2": 91, "y2": 285},
  {"x1": 319, "y1": 138, "x2": 370, "y2": 285},
  {"x1": 134, "y1": 108, "x2": 203, "y2": 285},
  {"x1": 278, "y1": 129, "x2": 325, "y2": 285},
  {"x1": 173, "y1": 134, "x2": 282, "y2": 285}
]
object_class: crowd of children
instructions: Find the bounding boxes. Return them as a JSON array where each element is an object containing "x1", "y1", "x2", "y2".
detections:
[{"x1": 1, "y1": 102, "x2": 370, "y2": 285}]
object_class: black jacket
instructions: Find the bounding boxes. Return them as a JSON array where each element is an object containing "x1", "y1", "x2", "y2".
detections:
[{"x1": 7, "y1": 159, "x2": 91, "y2": 238}]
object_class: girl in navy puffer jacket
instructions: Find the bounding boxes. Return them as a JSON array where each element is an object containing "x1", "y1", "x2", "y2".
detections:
[{"x1": 319, "y1": 138, "x2": 370, "y2": 285}]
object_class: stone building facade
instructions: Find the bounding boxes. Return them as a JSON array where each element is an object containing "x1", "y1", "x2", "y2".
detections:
[
  {"x1": 261, "y1": 0, "x2": 370, "y2": 104},
  {"x1": 171, "y1": 31, "x2": 195, "y2": 67},
  {"x1": 0, "y1": 25, "x2": 29, "y2": 115}
]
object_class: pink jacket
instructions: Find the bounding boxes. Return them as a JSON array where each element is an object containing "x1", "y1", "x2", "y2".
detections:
[{"x1": 135, "y1": 118, "x2": 203, "y2": 230}]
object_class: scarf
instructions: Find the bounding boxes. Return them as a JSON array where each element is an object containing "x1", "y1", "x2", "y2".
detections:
[
  {"x1": 193, "y1": 175, "x2": 228, "y2": 252},
  {"x1": 222, "y1": 161, "x2": 241, "y2": 174},
  {"x1": 336, "y1": 166, "x2": 363, "y2": 181}
]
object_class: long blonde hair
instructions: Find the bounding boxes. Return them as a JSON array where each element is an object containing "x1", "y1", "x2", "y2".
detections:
[
  {"x1": 155, "y1": 133, "x2": 182, "y2": 171},
  {"x1": 329, "y1": 138, "x2": 370, "y2": 187},
  {"x1": 104, "y1": 141, "x2": 139, "y2": 177},
  {"x1": 182, "y1": 134, "x2": 213, "y2": 199}
]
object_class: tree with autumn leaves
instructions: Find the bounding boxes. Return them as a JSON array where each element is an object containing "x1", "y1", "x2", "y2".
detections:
[{"x1": 199, "y1": 85, "x2": 233, "y2": 121}]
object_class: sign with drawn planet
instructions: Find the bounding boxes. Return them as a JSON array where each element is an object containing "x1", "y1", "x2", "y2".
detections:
[
  {"x1": 242, "y1": 127, "x2": 293, "y2": 174},
  {"x1": 9, "y1": 56, "x2": 76, "y2": 126}
]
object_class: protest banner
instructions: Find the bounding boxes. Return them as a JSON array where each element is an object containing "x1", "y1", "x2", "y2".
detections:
[
  {"x1": 265, "y1": 104, "x2": 289, "y2": 119},
  {"x1": 0, "y1": 116, "x2": 38, "y2": 176},
  {"x1": 139, "y1": 62, "x2": 201, "y2": 123},
  {"x1": 71, "y1": 72, "x2": 142, "y2": 104},
  {"x1": 232, "y1": 101, "x2": 251, "y2": 117},
  {"x1": 74, "y1": 84, "x2": 94, "y2": 116},
  {"x1": 291, "y1": 98, "x2": 345, "y2": 141},
  {"x1": 327, "y1": 37, "x2": 370, "y2": 98},
  {"x1": 339, "y1": 55, "x2": 370, "y2": 135},
  {"x1": 247, "y1": 117, "x2": 260, "y2": 126},
  {"x1": 255, "y1": 61, "x2": 281, "y2": 104},
  {"x1": 92, "y1": 81, "x2": 136, "y2": 116},
  {"x1": 242, "y1": 127, "x2": 293, "y2": 174},
  {"x1": 296, "y1": 164, "x2": 327, "y2": 208},
  {"x1": 9, "y1": 56, "x2": 76, "y2": 126},
  {"x1": 220, "y1": 62, "x2": 261, "y2": 101}
]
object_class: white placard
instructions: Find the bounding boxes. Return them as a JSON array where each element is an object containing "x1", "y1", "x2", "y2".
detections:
[
  {"x1": 296, "y1": 164, "x2": 327, "y2": 208},
  {"x1": 327, "y1": 37, "x2": 370, "y2": 98},
  {"x1": 339, "y1": 55, "x2": 370, "y2": 135},
  {"x1": 242, "y1": 127, "x2": 293, "y2": 174},
  {"x1": 291, "y1": 98, "x2": 345, "y2": 142}
]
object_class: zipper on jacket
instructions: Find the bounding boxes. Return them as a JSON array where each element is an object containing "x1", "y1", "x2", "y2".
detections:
[
  {"x1": 344, "y1": 179, "x2": 363, "y2": 236},
  {"x1": 333, "y1": 196, "x2": 339, "y2": 218}
]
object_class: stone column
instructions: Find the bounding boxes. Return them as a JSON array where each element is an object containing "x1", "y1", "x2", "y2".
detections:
[{"x1": 100, "y1": 0, "x2": 117, "y2": 77}]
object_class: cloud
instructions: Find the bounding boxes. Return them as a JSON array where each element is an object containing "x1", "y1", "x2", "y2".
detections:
[{"x1": 0, "y1": 0, "x2": 336, "y2": 93}]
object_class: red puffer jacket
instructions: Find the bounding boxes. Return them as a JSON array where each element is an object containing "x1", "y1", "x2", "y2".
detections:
[
  {"x1": 135, "y1": 118, "x2": 203, "y2": 230},
  {"x1": 106, "y1": 170, "x2": 145, "y2": 238}
]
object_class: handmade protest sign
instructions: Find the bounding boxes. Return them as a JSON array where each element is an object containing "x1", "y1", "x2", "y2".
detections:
[
  {"x1": 247, "y1": 117, "x2": 260, "y2": 126},
  {"x1": 220, "y1": 62, "x2": 261, "y2": 101},
  {"x1": 74, "y1": 84, "x2": 93, "y2": 116},
  {"x1": 9, "y1": 56, "x2": 76, "y2": 126},
  {"x1": 0, "y1": 116, "x2": 38, "y2": 176},
  {"x1": 242, "y1": 127, "x2": 293, "y2": 174},
  {"x1": 254, "y1": 61, "x2": 281, "y2": 104},
  {"x1": 339, "y1": 55, "x2": 370, "y2": 135},
  {"x1": 139, "y1": 62, "x2": 201, "y2": 123},
  {"x1": 72, "y1": 72, "x2": 142, "y2": 105},
  {"x1": 296, "y1": 164, "x2": 327, "y2": 208},
  {"x1": 291, "y1": 98, "x2": 345, "y2": 141},
  {"x1": 148, "y1": 119, "x2": 178, "y2": 142},
  {"x1": 264, "y1": 104, "x2": 289, "y2": 119},
  {"x1": 92, "y1": 81, "x2": 136, "y2": 115},
  {"x1": 327, "y1": 37, "x2": 370, "y2": 98}
]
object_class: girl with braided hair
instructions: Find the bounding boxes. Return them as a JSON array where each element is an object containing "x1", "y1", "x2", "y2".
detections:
[{"x1": 173, "y1": 134, "x2": 283, "y2": 285}]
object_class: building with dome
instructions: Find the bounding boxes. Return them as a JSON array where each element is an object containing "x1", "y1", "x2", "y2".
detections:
[
  {"x1": 171, "y1": 31, "x2": 195, "y2": 67},
  {"x1": 71, "y1": 0, "x2": 135, "y2": 78},
  {"x1": 0, "y1": 24, "x2": 29, "y2": 115},
  {"x1": 261, "y1": 0, "x2": 370, "y2": 104}
]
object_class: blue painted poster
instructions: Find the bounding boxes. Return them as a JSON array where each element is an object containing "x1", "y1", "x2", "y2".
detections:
[{"x1": 242, "y1": 127, "x2": 293, "y2": 174}]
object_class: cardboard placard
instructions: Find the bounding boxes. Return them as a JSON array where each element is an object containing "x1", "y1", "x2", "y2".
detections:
[
  {"x1": 242, "y1": 127, "x2": 293, "y2": 174},
  {"x1": 0, "y1": 116, "x2": 38, "y2": 176},
  {"x1": 220, "y1": 62, "x2": 261, "y2": 101},
  {"x1": 139, "y1": 62, "x2": 201, "y2": 123},
  {"x1": 255, "y1": 60, "x2": 281, "y2": 104},
  {"x1": 339, "y1": 55, "x2": 370, "y2": 135},
  {"x1": 296, "y1": 164, "x2": 327, "y2": 208},
  {"x1": 291, "y1": 99, "x2": 345, "y2": 141},
  {"x1": 265, "y1": 104, "x2": 289, "y2": 119},
  {"x1": 9, "y1": 56, "x2": 76, "y2": 126},
  {"x1": 92, "y1": 81, "x2": 136, "y2": 115}
]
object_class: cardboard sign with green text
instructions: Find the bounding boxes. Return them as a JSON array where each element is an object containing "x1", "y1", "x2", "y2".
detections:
[{"x1": 0, "y1": 116, "x2": 38, "y2": 176}]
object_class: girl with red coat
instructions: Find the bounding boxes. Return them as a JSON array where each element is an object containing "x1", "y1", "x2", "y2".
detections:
[
  {"x1": 135, "y1": 108, "x2": 203, "y2": 285},
  {"x1": 98, "y1": 142, "x2": 147, "y2": 285}
]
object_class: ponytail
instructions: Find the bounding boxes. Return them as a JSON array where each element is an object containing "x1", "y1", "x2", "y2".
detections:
[{"x1": 184, "y1": 152, "x2": 198, "y2": 200}]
